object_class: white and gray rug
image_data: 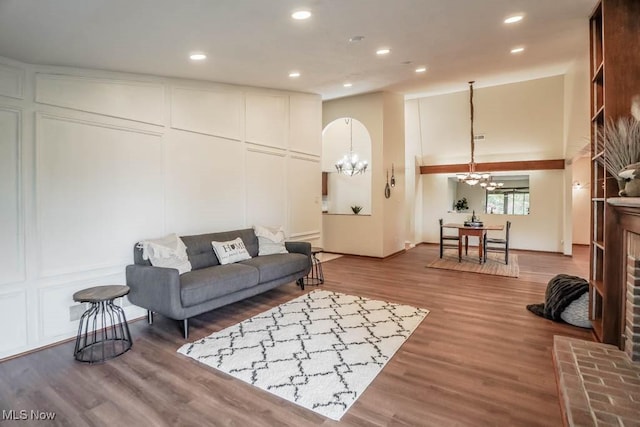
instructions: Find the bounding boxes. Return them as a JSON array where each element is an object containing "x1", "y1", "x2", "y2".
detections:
[{"x1": 178, "y1": 290, "x2": 428, "y2": 420}]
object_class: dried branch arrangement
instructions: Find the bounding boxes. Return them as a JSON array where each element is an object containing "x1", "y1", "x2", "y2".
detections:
[{"x1": 596, "y1": 116, "x2": 640, "y2": 178}]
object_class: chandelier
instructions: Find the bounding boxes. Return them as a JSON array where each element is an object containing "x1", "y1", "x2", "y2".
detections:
[
  {"x1": 335, "y1": 118, "x2": 368, "y2": 176},
  {"x1": 456, "y1": 81, "x2": 503, "y2": 190}
]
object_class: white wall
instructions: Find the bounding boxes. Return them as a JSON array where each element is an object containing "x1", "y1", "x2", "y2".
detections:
[
  {"x1": 322, "y1": 92, "x2": 405, "y2": 257},
  {"x1": 421, "y1": 171, "x2": 565, "y2": 252},
  {"x1": 572, "y1": 156, "x2": 591, "y2": 245},
  {"x1": 322, "y1": 118, "x2": 372, "y2": 214},
  {"x1": 0, "y1": 56, "x2": 322, "y2": 359},
  {"x1": 408, "y1": 76, "x2": 569, "y2": 252},
  {"x1": 564, "y1": 52, "x2": 591, "y2": 251},
  {"x1": 404, "y1": 99, "x2": 423, "y2": 246}
]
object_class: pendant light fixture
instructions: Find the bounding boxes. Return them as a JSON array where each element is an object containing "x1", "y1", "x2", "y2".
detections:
[
  {"x1": 456, "y1": 81, "x2": 503, "y2": 190},
  {"x1": 335, "y1": 118, "x2": 368, "y2": 176}
]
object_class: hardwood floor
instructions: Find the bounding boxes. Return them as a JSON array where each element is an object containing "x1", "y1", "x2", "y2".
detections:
[{"x1": 0, "y1": 245, "x2": 592, "y2": 426}]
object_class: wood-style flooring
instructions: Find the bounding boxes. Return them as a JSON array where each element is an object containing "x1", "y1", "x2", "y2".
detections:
[{"x1": 0, "y1": 244, "x2": 592, "y2": 426}]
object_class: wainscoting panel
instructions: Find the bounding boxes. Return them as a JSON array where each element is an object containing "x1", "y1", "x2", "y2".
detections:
[
  {"x1": 0, "y1": 290, "x2": 27, "y2": 354},
  {"x1": 289, "y1": 94, "x2": 321, "y2": 156},
  {"x1": 37, "y1": 271, "x2": 139, "y2": 340},
  {"x1": 170, "y1": 87, "x2": 242, "y2": 140},
  {"x1": 35, "y1": 73, "x2": 165, "y2": 125},
  {"x1": 0, "y1": 62, "x2": 24, "y2": 99},
  {"x1": 288, "y1": 156, "x2": 321, "y2": 239},
  {"x1": 0, "y1": 107, "x2": 23, "y2": 285},
  {"x1": 245, "y1": 94, "x2": 287, "y2": 149},
  {"x1": 36, "y1": 114, "x2": 165, "y2": 277},
  {"x1": 245, "y1": 150, "x2": 287, "y2": 228},
  {"x1": 164, "y1": 129, "x2": 246, "y2": 235}
]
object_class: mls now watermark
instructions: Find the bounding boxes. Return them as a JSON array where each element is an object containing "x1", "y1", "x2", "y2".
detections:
[{"x1": 2, "y1": 409, "x2": 56, "y2": 421}]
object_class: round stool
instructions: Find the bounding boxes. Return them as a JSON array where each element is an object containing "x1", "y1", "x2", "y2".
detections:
[
  {"x1": 303, "y1": 247, "x2": 324, "y2": 286},
  {"x1": 73, "y1": 285, "x2": 132, "y2": 363}
]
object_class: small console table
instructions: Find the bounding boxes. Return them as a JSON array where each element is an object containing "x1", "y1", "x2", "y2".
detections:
[{"x1": 73, "y1": 285, "x2": 132, "y2": 363}]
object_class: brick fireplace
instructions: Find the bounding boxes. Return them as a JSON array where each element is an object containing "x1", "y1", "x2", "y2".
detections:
[
  {"x1": 552, "y1": 199, "x2": 640, "y2": 426},
  {"x1": 625, "y1": 235, "x2": 640, "y2": 362}
]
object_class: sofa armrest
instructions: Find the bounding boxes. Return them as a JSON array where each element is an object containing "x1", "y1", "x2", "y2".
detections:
[
  {"x1": 285, "y1": 241, "x2": 312, "y2": 276},
  {"x1": 125, "y1": 264, "x2": 184, "y2": 319},
  {"x1": 285, "y1": 241, "x2": 311, "y2": 256}
]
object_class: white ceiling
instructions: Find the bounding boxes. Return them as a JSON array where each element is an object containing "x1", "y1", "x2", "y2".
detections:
[{"x1": 0, "y1": 0, "x2": 597, "y2": 100}]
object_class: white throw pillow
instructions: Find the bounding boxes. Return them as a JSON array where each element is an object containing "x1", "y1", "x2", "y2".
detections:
[
  {"x1": 138, "y1": 233, "x2": 192, "y2": 275},
  {"x1": 211, "y1": 237, "x2": 252, "y2": 265},
  {"x1": 254, "y1": 225, "x2": 288, "y2": 256}
]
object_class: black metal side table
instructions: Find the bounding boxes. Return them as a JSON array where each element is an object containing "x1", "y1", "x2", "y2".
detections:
[
  {"x1": 303, "y1": 247, "x2": 324, "y2": 286},
  {"x1": 73, "y1": 285, "x2": 132, "y2": 363}
]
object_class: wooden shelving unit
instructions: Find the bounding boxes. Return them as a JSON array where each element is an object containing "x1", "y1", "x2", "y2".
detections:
[{"x1": 588, "y1": 0, "x2": 640, "y2": 347}]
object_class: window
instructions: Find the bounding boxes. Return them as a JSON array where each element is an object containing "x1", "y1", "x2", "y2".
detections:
[{"x1": 486, "y1": 188, "x2": 529, "y2": 215}]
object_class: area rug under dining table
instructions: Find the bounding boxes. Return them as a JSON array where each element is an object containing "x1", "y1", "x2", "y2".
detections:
[
  {"x1": 177, "y1": 289, "x2": 428, "y2": 420},
  {"x1": 427, "y1": 248, "x2": 519, "y2": 277}
]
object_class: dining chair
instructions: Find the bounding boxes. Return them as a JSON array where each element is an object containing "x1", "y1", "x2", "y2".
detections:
[
  {"x1": 439, "y1": 219, "x2": 460, "y2": 258},
  {"x1": 484, "y1": 221, "x2": 511, "y2": 264}
]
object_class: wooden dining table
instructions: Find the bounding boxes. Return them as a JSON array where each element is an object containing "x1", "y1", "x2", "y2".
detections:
[{"x1": 443, "y1": 223, "x2": 504, "y2": 264}]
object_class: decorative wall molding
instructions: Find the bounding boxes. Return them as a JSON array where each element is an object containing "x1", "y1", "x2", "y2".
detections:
[
  {"x1": 246, "y1": 143, "x2": 287, "y2": 157},
  {"x1": 35, "y1": 112, "x2": 164, "y2": 138},
  {"x1": 170, "y1": 86, "x2": 242, "y2": 141},
  {"x1": 37, "y1": 272, "x2": 123, "y2": 339},
  {"x1": 0, "y1": 107, "x2": 24, "y2": 285},
  {"x1": 245, "y1": 93, "x2": 287, "y2": 149},
  {"x1": 420, "y1": 159, "x2": 566, "y2": 174},
  {"x1": 35, "y1": 73, "x2": 165, "y2": 125},
  {"x1": 289, "y1": 94, "x2": 321, "y2": 156},
  {"x1": 289, "y1": 230, "x2": 321, "y2": 240},
  {"x1": 290, "y1": 153, "x2": 321, "y2": 163},
  {"x1": 35, "y1": 112, "x2": 163, "y2": 278},
  {"x1": 0, "y1": 290, "x2": 27, "y2": 354},
  {"x1": 0, "y1": 63, "x2": 24, "y2": 99}
]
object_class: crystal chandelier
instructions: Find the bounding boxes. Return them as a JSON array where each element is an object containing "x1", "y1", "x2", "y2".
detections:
[
  {"x1": 456, "y1": 81, "x2": 503, "y2": 190},
  {"x1": 335, "y1": 118, "x2": 368, "y2": 176}
]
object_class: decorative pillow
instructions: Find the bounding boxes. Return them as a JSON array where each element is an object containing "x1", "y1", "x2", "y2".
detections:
[
  {"x1": 211, "y1": 237, "x2": 252, "y2": 265},
  {"x1": 138, "y1": 233, "x2": 192, "y2": 275},
  {"x1": 560, "y1": 292, "x2": 592, "y2": 329},
  {"x1": 254, "y1": 225, "x2": 288, "y2": 256}
]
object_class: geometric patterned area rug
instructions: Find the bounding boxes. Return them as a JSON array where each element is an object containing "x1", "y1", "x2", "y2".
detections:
[
  {"x1": 177, "y1": 290, "x2": 428, "y2": 420},
  {"x1": 426, "y1": 248, "x2": 519, "y2": 278}
]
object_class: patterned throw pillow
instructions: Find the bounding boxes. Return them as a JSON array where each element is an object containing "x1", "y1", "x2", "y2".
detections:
[
  {"x1": 211, "y1": 237, "x2": 252, "y2": 265},
  {"x1": 254, "y1": 225, "x2": 289, "y2": 256}
]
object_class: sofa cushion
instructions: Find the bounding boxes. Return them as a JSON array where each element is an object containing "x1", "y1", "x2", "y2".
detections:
[
  {"x1": 182, "y1": 229, "x2": 259, "y2": 270},
  {"x1": 180, "y1": 263, "x2": 259, "y2": 307},
  {"x1": 239, "y1": 253, "x2": 308, "y2": 283}
]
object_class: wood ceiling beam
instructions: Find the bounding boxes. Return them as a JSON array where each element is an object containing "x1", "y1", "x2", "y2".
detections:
[{"x1": 419, "y1": 159, "x2": 566, "y2": 174}]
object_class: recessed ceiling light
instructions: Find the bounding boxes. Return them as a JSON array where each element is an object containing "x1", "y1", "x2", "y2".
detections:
[
  {"x1": 376, "y1": 48, "x2": 391, "y2": 55},
  {"x1": 291, "y1": 10, "x2": 311, "y2": 20},
  {"x1": 349, "y1": 36, "x2": 365, "y2": 43},
  {"x1": 504, "y1": 14, "x2": 524, "y2": 24},
  {"x1": 343, "y1": 83, "x2": 353, "y2": 88},
  {"x1": 289, "y1": 71, "x2": 301, "y2": 78},
  {"x1": 415, "y1": 67, "x2": 427, "y2": 73},
  {"x1": 189, "y1": 53, "x2": 207, "y2": 61},
  {"x1": 510, "y1": 47, "x2": 525, "y2": 54}
]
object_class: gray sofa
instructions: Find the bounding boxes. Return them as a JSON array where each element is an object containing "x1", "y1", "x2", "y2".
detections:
[{"x1": 125, "y1": 228, "x2": 311, "y2": 338}]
